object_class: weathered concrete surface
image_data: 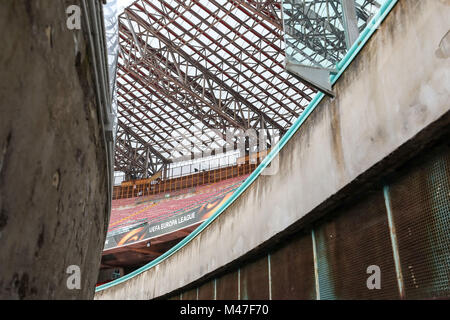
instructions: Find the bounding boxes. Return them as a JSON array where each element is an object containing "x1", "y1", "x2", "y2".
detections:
[
  {"x1": 0, "y1": 1, "x2": 110, "y2": 299},
  {"x1": 95, "y1": 0, "x2": 450, "y2": 300}
]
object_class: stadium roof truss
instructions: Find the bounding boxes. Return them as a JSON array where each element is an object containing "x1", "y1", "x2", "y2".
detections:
[
  {"x1": 283, "y1": 0, "x2": 385, "y2": 94},
  {"x1": 114, "y1": 0, "x2": 384, "y2": 179}
]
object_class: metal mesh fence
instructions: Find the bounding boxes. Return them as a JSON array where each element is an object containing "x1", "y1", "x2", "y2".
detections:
[{"x1": 389, "y1": 147, "x2": 450, "y2": 299}]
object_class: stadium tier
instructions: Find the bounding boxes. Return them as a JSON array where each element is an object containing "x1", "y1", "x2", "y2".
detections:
[{"x1": 104, "y1": 174, "x2": 250, "y2": 252}]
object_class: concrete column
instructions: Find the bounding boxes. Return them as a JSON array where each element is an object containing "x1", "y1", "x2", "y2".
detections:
[{"x1": 0, "y1": 0, "x2": 110, "y2": 299}]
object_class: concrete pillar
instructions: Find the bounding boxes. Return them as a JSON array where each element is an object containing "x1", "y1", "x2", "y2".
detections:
[{"x1": 0, "y1": 0, "x2": 110, "y2": 299}]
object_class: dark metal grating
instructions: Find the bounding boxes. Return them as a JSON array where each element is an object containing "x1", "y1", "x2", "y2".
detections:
[
  {"x1": 240, "y1": 255, "x2": 270, "y2": 300},
  {"x1": 314, "y1": 191, "x2": 399, "y2": 299},
  {"x1": 197, "y1": 280, "x2": 215, "y2": 300},
  {"x1": 181, "y1": 287, "x2": 197, "y2": 300},
  {"x1": 270, "y1": 233, "x2": 315, "y2": 299},
  {"x1": 216, "y1": 270, "x2": 239, "y2": 300},
  {"x1": 389, "y1": 146, "x2": 450, "y2": 299}
]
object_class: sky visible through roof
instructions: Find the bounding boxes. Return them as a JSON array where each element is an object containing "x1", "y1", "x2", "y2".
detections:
[{"x1": 117, "y1": 0, "x2": 135, "y2": 15}]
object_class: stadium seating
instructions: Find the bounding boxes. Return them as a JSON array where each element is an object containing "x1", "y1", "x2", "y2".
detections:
[{"x1": 107, "y1": 174, "x2": 250, "y2": 234}]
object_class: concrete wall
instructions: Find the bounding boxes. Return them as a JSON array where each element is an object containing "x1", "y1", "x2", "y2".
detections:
[
  {"x1": 95, "y1": 0, "x2": 450, "y2": 300},
  {"x1": 166, "y1": 142, "x2": 450, "y2": 300},
  {"x1": 0, "y1": 1, "x2": 110, "y2": 299}
]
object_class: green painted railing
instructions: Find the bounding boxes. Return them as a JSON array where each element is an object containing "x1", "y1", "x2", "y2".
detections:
[{"x1": 96, "y1": 0, "x2": 399, "y2": 293}]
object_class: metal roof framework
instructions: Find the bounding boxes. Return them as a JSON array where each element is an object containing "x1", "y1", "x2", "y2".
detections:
[
  {"x1": 114, "y1": 0, "x2": 382, "y2": 179},
  {"x1": 284, "y1": 0, "x2": 384, "y2": 69},
  {"x1": 283, "y1": 0, "x2": 384, "y2": 94}
]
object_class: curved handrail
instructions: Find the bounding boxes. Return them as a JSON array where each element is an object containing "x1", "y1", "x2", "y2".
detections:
[{"x1": 96, "y1": 0, "x2": 398, "y2": 293}]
